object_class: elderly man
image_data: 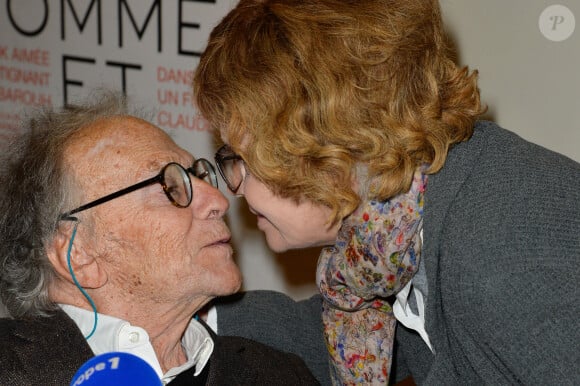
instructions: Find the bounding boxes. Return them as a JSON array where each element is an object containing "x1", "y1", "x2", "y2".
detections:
[{"x1": 0, "y1": 92, "x2": 319, "y2": 385}]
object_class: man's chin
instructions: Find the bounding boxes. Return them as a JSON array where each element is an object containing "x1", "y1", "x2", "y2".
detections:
[{"x1": 223, "y1": 272, "x2": 243, "y2": 295}]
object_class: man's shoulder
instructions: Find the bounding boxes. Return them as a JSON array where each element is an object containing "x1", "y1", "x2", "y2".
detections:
[
  {"x1": 0, "y1": 315, "x2": 45, "y2": 343},
  {"x1": 0, "y1": 316, "x2": 20, "y2": 350},
  {"x1": 0, "y1": 309, "x2": 75, "y2": 338},
  {"x1": 0, "y1": 312, "x2": 93, "y2": 385},
  {"x1": 211, "y1": 334, "x2": 320, "y2": 385},
  {"x1": 214, "y1": 333, "x2": 309, "y2": 360},
  {"x1": 213, "y1": 291, "x2": 329, "y2": 384}
]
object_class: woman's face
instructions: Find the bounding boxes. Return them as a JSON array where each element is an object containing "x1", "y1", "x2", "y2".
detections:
[{"x1": 238, "y1": 174, "x2": 341, "y2": 253}]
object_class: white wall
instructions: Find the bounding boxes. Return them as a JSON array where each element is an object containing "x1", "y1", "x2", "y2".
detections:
[
  {"x1": 441, "y1": 0, "x2": 579, "y2": 163},
  {"x1": 0, "y1": 1, "x2": 578, "y2": 309}
]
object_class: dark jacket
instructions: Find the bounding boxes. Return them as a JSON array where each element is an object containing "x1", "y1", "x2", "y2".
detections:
[{"x1": 0, "y1": 308, "x2": 319, "y2": 385}]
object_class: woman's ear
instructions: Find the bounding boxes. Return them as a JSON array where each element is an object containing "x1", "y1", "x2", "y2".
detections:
[{"x1": 46, "y1": 222, "x2": 107, "y2": 289}]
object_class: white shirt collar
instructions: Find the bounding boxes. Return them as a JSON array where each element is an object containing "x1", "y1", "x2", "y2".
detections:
[
  {"x1": 392, "y1": 229, "x2": 433, "y2": 352},
  {"x1": 60, "y1": 304, "x2": 213, "y2": 384}
]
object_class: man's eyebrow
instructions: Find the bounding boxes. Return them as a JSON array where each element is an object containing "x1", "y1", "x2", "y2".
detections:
[{"x1": 140, "y1": 157, "x2": 195, "y2": 175}]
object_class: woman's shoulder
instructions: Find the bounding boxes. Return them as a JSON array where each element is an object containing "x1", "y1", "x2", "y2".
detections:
[
  {"x1": 425, "y1": 119, "x2": 579, "y2": 248},
  {"x1": 434, "y1": 120, "x2": 579, "y2": 197},
  {"x1": 455, "y1": 120, "x2": 578, "y2": 172}
]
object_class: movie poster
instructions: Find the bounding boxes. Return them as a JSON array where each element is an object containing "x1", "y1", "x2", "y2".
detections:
[{"x1": 1, "y1": 0, "x2": 237, "y2": 154}]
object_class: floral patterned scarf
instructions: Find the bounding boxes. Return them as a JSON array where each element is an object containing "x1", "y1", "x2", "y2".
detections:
[{"x1": 316, "y1": 169, "x2": 427, "y2": 385}]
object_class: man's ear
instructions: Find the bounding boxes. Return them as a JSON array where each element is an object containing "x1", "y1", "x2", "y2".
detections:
[{"x1": 46, "y1": 222, "x2": 107, "y2": 289}]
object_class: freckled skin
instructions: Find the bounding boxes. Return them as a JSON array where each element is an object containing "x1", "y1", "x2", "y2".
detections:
[{"x1": 53, "y1": 116, "x2": 242, "y2": 371}]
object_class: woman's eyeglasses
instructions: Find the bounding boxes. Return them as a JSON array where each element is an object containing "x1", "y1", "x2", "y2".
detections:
[
  {"x1": 59, "y1": 159, "x2": 217, "y2": 220},
  {"x1": 214, "y1": 145, "x2": 246, "y2": 194}
]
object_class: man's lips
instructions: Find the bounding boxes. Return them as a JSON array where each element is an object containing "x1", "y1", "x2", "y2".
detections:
[
  {"x1": 205, "y1": 225, "x2": 232, "y2": 246},
  {"x1": 210, "y1": 234, "x2": 231, "y2": 246}
]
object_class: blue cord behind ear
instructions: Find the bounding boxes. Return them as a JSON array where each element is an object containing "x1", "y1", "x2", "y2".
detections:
[{"x1": 66, "y1": 220, "x2": 99, "y2": 340}]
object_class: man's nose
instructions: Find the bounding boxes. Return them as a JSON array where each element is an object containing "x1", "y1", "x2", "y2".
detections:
[{"x1": 191, "y1": 178, "x2": 229, "y2": 219}]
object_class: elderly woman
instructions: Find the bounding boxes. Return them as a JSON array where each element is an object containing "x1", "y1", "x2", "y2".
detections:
[{"x1": 194, "y1": 0, "x2": 580, "y2": 384}]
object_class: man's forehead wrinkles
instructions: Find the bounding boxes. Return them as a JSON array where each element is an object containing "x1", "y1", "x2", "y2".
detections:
[
  {"x1": 144, "y1": 158, "x2": 165, "y2": 171},
  {"x1": 135, "y1": 154, "x2": 193, "y2": 181}
]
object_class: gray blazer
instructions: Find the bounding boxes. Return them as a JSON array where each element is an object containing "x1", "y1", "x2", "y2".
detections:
[
  {"x1": 0, "y1": 308, "x2": 319, "y2": 385},
  {"x1": 216, "y1": 121, "x2": 580, "y2": 385}
]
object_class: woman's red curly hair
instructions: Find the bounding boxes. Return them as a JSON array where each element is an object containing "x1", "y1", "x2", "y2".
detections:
[{"x1": 194, "y1": 0, "x2": 484, "y2": 224}]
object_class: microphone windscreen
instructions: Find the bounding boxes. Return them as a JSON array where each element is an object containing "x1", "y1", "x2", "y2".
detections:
[{"x1": 70, "y1": 352, "x2": 162, "y2": 386}]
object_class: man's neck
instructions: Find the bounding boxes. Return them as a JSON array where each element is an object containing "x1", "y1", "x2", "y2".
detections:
[
  {"x1": 59, "y1": 303, "x2": 215, "y2": 381},
  {"x1": 53, "y1": 286, "x2": 210, "y2": 372}
]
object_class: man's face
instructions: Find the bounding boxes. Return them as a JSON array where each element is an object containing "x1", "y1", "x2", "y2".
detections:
[{"x1": 67, "y1": 116, "x2": 242, "y2": 310}]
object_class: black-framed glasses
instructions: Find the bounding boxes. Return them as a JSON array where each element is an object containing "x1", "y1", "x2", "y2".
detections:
[
  {"x1": 59, "y1": 159, "x2": 218, "y2": 220},
  {"x1": 214, "y1": 145, "x2": 246, "y2": 194}
]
